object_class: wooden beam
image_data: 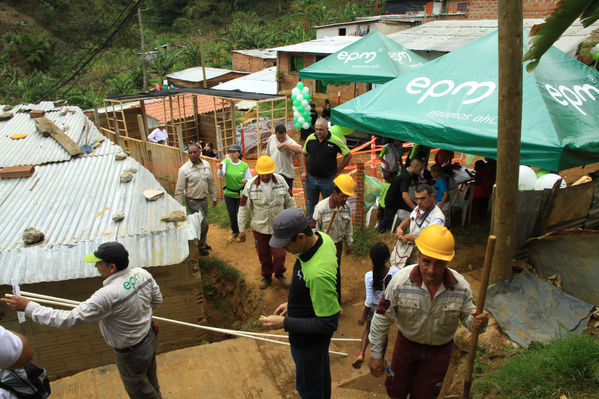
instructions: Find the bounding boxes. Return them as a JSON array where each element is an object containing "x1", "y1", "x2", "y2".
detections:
[
  {"x1": 35, "y1": 117, "x2": 83, "y2": 156},
  {"x1": 137, "y1": 114, "x2": 149, "y2": 165},
  {"x1": 192, "y1": 95, "x2": 199, "y2": 138}
]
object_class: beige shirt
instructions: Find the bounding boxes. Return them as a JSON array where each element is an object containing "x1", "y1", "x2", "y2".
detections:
[
  {"x1": 311, "y1": 196, "x2": 353, "y2": 246},
  {"x1": 238, "y1": 174, "x2": 296, "y2": 234},
  {"x1": 174, "y1": 159, "x2": 216, "y2": 203},
  {"x1": 368, "y1": 264, "x2": 476, "y2": 358},
  {"x1": 265, "y1": 134, "x2": 298, "y2": 179}
]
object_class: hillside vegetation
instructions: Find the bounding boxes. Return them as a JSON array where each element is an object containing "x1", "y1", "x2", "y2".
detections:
[{"x1": 0, "y1": 0, "x2": 378, "y2": 108}]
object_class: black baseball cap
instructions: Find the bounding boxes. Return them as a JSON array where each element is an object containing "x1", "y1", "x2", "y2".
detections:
[
  {"x1": 84, "y1": 242, "x2": 129, "y2": 268},
  {"x1": 269, "y1": 208, "x2": 309, "y2": 248}
]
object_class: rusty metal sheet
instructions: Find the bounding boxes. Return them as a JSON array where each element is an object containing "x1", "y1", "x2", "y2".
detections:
[
  {"x1": 525, "y1": 229, "x2": 599, "y2": 306},
  {"x1": 487, "y1": 271, "x2": 594, "y2": 348},
  {"x1": 547, "y1": 182, "x2": 594, "y2": 227}
]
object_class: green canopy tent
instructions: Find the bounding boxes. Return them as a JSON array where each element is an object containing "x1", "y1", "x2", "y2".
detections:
[
  {"x1": 299, "y1": 30, "x2": 426, "y2": 84},
  {"x1": 331, "y1": 30, "x2": 599, "y2": 171}
]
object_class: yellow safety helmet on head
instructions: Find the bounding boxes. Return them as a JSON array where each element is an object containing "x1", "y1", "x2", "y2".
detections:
[
  {"x1": 333, "y1": 174, "x2": 355, "y2": 196},
  {"x1": 256, "y1": 155, "x2": 276, "y2": 174},
  {"x1": 415, "y1": 225, "x2": 455, "y2": 261}
]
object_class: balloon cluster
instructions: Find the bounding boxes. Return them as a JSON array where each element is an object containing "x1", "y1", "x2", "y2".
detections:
[
  {"x1": 291, "y1": 82, "x2": 312, "y2": 130},
  {"x1": 518, "y1": 165, "x2": 566, "y2": 191},
  {"x1": 156, "y1": 84, "x2": 177, "y2": 91},
  {"x1": 592, "y1": 43, "x2": 599, "y2": 61}
]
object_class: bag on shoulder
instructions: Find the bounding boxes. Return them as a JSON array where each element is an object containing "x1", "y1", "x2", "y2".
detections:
[{"x1": 0, "y1": 363, "x2": 51, "y2": 399}]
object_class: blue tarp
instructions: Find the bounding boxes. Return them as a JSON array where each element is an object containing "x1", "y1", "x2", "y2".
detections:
[{"x1": 486, "y1": 271, "x2": 594, "y2": 348}]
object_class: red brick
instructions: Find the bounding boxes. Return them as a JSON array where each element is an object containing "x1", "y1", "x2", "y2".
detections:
[
  {"x1": 29, "y1": 110, "x2": 45, "y2": 118},
  {"x1": 0, "y1": 165, "x2": 35, "y2": 179}
]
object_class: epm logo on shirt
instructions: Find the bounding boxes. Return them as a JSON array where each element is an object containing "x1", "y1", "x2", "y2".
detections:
[{"x1": 123, "y1": 271, "x2": 146, "y2": 291}]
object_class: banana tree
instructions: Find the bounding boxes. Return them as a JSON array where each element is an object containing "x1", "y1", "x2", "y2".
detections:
[{"x1": 524, "y1": 0, "x2": 599, "y2": 71}]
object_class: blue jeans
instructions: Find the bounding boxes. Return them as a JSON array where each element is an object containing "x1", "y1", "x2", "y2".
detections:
[
  {"x1": 224, "y1": 195, "x2": 241, "y2": 234},
  {"x1": 283, "y1": 176, "x2": 294, "y2": 191},
  {"x1": 305, "y1": 174, "x2": 335, "y2": 220},
  {"x1": 290, "y1": 338, "x2": 332, "y2": 399}
]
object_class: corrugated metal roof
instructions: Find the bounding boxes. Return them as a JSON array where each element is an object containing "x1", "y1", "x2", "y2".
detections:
[
  {"x1": 271, "y1": 36, "x2": 361, "y2": 54},
  {"x1": 232, "y1": 49, "x2": 277, "y2": 59},
  {"x1": 388, "y1": 19, "x2": 599, "y2": 56},
  {"x1": 213, "y1": 67, "x2": 277, "y2": 95},
  {"x1": 0, "y1": 103, "x2": 199, "y2": 285},
  {"x1": 0, "y1": 102, "x2": 120, "y2": 168},
  {"x1": 166, "y1": 67, "x2": 246, "y2": 83}
]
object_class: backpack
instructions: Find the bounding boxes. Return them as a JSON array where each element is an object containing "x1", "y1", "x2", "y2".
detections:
[{"x1": 0, "y1": 363, "x2": 51, "y2": 399}]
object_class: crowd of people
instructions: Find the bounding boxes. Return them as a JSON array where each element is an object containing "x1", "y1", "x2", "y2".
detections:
[{"x1": 1, "y1": 115, "x2": 491, "y2": 399}]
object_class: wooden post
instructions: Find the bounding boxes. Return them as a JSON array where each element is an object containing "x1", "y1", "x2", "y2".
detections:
[
  {"x1": 169, "y1": 95, "x2": 176, "y2": 147},
  {"x1": 491, "y1": 1, "x2": 523, "y2": 284},
  {"x1": 93, "y1": 108, "x2": 100, "y2": 128},
  {"x1": 137, "y1": 114, "x2": 149, "y2": 166},
  {"x1": 192, "y1": 95, "x2": 199, "y2": 138},
  {"x1": 139, "y1": 100, "x2": 149, "y2": 138},
  {"x1": 355, "y1": 161, "x2": 365, "y2": 229}
]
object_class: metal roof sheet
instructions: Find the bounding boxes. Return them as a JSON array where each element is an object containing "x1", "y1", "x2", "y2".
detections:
[
  {"x1": 166, "y1": 67, "x2": 246, "y2": 83},
  {"x1": 232, "y1": 49, "x2": 277, "y2": 59},
  {"x1": 0, "y1": 104, "x2": 199, "y2": 285},
  {"x1": 0, "y1": 102, "x2": 120, "y2": 168},
  {"x1": 271, "y1": 36, "x2": 362, "y2": 54},
  {"x1": 212, "y1": 67, "x2": 277, "y2": 95},
  {"x1": 388, "y1": 19, "x2": 599, "y2": 55}
]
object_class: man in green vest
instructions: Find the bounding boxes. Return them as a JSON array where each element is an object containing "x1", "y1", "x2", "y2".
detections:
[{"x1": 260, "y1": 208, "x2": 340, "y2": 399}]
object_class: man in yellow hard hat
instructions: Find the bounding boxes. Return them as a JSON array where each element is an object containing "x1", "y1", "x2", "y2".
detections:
[
  {"x1": 238, "y1": 155, "x2": 296, "y2": 289},
  {"x1": 368, "y1": 225, "x2": 489, "y2": 399},
  {"x1": 310, "y1": 173, "x2": 354, "y2": 304}
]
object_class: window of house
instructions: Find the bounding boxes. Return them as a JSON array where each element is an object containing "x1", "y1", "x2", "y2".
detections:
[
  {"x1": 339, "y1": 27, "x2": 346, "y2": 36},
  {"x1": 457, "y1": 2, "x2": 467, "y2": 12},
  {"x1": 289, "y1": 55, "x2": 303, "y2": 72},
  {"x1": 316, "y1": 80, "x2": 328, "y2": 94}
]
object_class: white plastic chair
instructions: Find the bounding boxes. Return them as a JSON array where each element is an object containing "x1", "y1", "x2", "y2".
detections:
[
  {"x1": 451, "y1": 184, "x2": 473, "y2": 226},
  {"x1": 365, "y1": 197, "x2": 379, "y2": 228},
  {"x1": 391, "y1": 209, "x2": 411, "y2": 233}
]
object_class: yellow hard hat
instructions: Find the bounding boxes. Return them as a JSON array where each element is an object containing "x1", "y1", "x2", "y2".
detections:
[
  {"x1": 256, "y1": 155, "x2": 276, "y2": 174},
  {"x1": 415, "y1": 225, "x2": 455, "y2": 261},
  {"x1": 333, "y1": 174, "x2": 355, "y2": 196}
]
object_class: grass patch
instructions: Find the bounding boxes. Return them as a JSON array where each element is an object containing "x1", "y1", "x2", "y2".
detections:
[
  {"x1": 198, "y1": 256, "x2": 242, "y2": 283},
  {"x1": 351, "y1": 227, "x2": 380, "y2": 258},
  {"x1": 473, "y1": 334, "x2": 599, "y2": 398},
  {"x1": 207, "y1": 203, "x2": 232, "y2": 229},
  {"x1": 451, "y1": 217, "x2": 491, "y2": 249}
]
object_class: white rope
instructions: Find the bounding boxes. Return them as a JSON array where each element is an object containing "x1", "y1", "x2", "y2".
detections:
[{"x1": 10, "y1": 292, "x2": 351, "y2": 355}]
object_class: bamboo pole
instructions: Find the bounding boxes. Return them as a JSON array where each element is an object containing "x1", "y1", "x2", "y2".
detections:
[
  {"x1": 325, "y1": 208, "x2": 339, "y2": 235},
  {"x1": 491, "y1": 0, "x2": 522, "y2": 284},
  {"x1": 463, "y1": 235, "x2": 497, "y2": 399}
]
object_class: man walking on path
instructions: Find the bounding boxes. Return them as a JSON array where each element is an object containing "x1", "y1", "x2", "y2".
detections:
[
  {"x1": 238, "y1": 155, "x2": 296, "y2": 289},
  {"x1": 301, "y1": 118, "x2": 352, "y2": 220},
  {"x1": 391, "y1": 184, "x2": 445, "y2": 268},
  {"x1": 368, "y1": 225, "x2": 489, "y2": 399},
  {"x1": 147, "y1": 122, "x2": 168, "y2": 145},
  {"x1": 311, "y1": 174, "x2": 354, "y2": 303},
  {"x1": 2, "y1": 242, "x2": 163, "y2": 399},
  {"x1": 266, "y1": 124, "x2": 302, "y2": 189},
  {"x1": 260, "y1": 208, "x2": 340, "y2": 399},
  {"x1": 175, "y1": 144, "x2": 217, "y2": 256}
]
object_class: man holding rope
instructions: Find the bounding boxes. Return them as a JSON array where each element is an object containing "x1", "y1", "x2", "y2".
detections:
[
  {"x1": 368, "y1": 225, "x2": 488, "y2": 399},
  {"x1": 1, "y1": 242, "x2": 163, "y2": 399},
  {"x1": 260, "y1": 208, "x2": 340, "y2": 399}
]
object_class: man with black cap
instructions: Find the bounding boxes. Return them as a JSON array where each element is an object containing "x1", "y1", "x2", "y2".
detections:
[
  {"x1": 260, "y1": 208, "x2": 340, "y2": 399},
  {"x1": 1, "y1": 242, "x2": 163, "y2": 399}
]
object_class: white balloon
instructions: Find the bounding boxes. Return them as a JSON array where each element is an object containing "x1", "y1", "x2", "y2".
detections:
[
  {"x1": 301, "y1": 99, "x2": 309, "y2": 107},
  {"x1": 302, "y1": 122, "x2": 310, "y2": 129},
  {"x1": 292, "y1": 88, "x2": 300, "y2": 96},
  {"x1": 293, "y1": 111, "x2": 300, "y2": 118},
  {"x1": 518, "y1": 165, "x2": 537, "y2": 190},
  {"x1": 535, "y1": 173, "x2": 567, "y2": 190},
  {"x1": 298, "y1": 116, "x2": 305, "y2": 124},
  {"x1": 305, "y1": 105, "x2": 311, "y2": 112},
  {"x1": 292, "y1": 106, "x2": 297, "y2": 111},
  {"x1": 296, "y1": 94, "x2": 304, "y2": 102},
  {"x1": 302, "y1": 87, "x2": 309, "y2": 94},
  {"x1": 592, "y1": 43, "x2": 599, "y2": 55}
]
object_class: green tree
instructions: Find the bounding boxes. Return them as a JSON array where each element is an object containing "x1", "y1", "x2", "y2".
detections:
[{"x1": 149, "y1": 48, "x2": 181, "y2": 78}]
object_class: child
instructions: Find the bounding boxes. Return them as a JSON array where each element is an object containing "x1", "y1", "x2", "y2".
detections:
[
  {"x1": 430, "y1": 164, "x2": 449, "y2": 212},
  {"x1": 352, "y1": 242, "x2": 400, "y2": 369}
]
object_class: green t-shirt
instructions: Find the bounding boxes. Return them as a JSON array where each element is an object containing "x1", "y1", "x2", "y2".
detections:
[
  {"x1": 299, "y1": 232, "x2": 341, "y2": 317},
  {"x1": 224, "y1": 158, "x2": 249, "y2": 198}
]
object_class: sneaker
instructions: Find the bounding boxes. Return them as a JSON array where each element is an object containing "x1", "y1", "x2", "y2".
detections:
[
  {"x1": 275, "y1": 275, "x2": 291, "y2": 288},
  {"x1": 204, "y1": 244, "x2": 212, "y2": 250},
  {"x1": 259, "y1": 277, "x2": 272, "y2": 289},
  {"x1": 199, "y1": 248, "x2": 210, "y2": 256},
  {"x1": 226, "y1": 233, "x2": 238, "y2": 244}
]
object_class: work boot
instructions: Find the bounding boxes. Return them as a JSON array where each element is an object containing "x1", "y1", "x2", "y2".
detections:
[
  {"x1": 199, "y1": 248, "x2": 209, "y2": 256},
  {"x1": 275, "y1": 275, "x2": 291, "y2": 288},
  {"x1": 259, "y1": 276, "x2": 272, "y2": 289},
  {"x1": 205, "y1": 244, "x2": 212, "y2": 250}
]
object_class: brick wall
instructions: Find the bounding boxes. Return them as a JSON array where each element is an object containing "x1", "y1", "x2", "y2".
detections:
[
  {"x1": 466, "y1": 0, "x2": 557, "y2": 19},
  {"x1": 277, "y1": 51, "x2": 370, "y2": 118},
  {"x1": 232, "y1": 53, "x2": 276, "y2": 73},
  {"x1": 0, "y1": 241, "x2": 207, "y2": 379}
]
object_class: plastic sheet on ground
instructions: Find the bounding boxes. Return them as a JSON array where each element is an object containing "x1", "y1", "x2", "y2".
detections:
[{"x1": 486, "y1": 271, "x2": 594, "y2": 348}]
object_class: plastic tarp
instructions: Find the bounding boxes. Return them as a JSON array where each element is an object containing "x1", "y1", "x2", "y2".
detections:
[
  {"x1": 486, "y1": 271, "x2": 594, "y2": 348},
  {"x1": 299, "y1": 30, "x2": 426, "y2": 84},
  {"x1": 331, "y1": 30, "x2": 599, "y2": 171}
]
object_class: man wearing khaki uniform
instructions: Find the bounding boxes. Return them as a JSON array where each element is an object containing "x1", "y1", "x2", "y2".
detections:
[
  {"x1": 238, "y1": 155, "x2": 296, "y2": 289},
  {"x1": 175, "y1": 144, "x2": 217, "y2": 256},
  {"x1": 311, "y1": 174, "x2": 354, "y2": 303}
]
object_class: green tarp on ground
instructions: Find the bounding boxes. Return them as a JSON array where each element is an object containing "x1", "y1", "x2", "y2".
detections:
[
  {"x1": 299, "y1": 30, "x2": 426, "y2": 84},
  {"x1": 331, "y1": 30, "x2": 599, "y2": 171}
]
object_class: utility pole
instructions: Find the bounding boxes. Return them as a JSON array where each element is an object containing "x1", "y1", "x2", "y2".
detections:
[
  {"x1": 199, "y1": 30, "x2": 208, "y2": 89},
  {"x1": 491, "y1": 1, "x2": 523, "y2": 284},
  {"x1": 136, "y1": 2, "x2": 148, "y2": 91}
]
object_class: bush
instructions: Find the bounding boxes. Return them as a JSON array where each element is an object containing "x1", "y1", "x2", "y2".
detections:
[{"x1": 173, "y1": 17, "x2": 193, "y2": 34}]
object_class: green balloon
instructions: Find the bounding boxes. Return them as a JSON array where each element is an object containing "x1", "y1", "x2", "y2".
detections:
[
  {"x1": 295, "y1": 123, "x2": 302, "y2": 129},
  {"x1": 536, "y1": 169, "x2": 551, "y2": 178},
  {"x1": 593, "y1": 52, "x2": 599, "y2": 60},
  {"x1": 297, "y1": 105, "x2": 304, "y2": 113},
  {"x1": 293, "y1": 100, "x2": 300, "y2": 107},
  {"x1": 297, "y1": 82, "x2": 304, "y2": 90}
]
